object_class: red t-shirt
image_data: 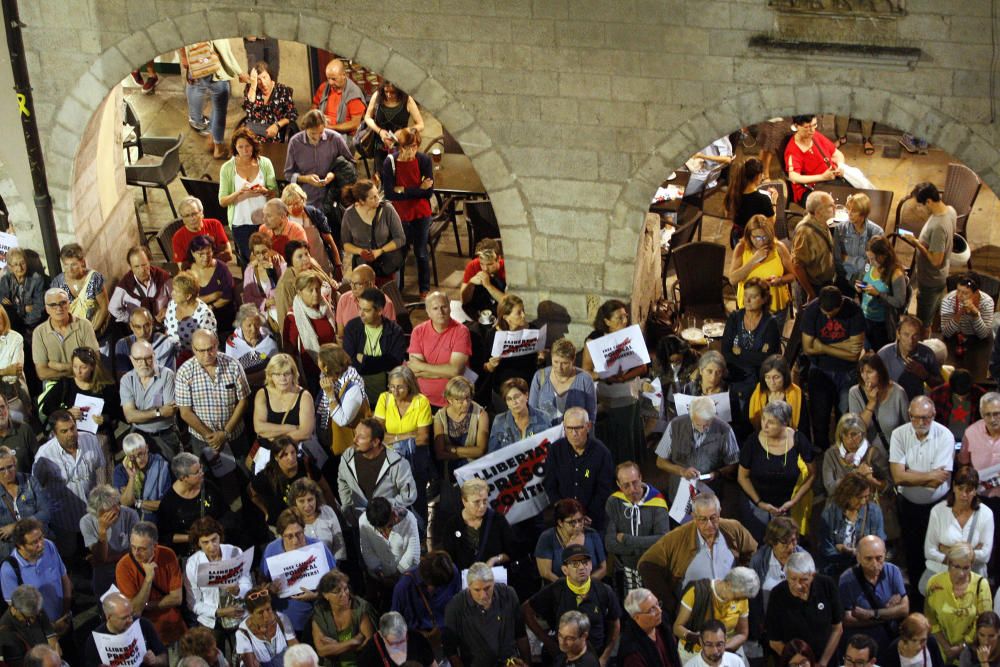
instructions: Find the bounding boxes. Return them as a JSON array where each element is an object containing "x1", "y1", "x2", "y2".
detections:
[
  {"x1": 407, "y1": 319, "x2": 472, "y2": 407},
  {"x1": 172, "y1": 218, "x2": 230, "y2": 263},
  {"x1": 785, "y1": 131, "x2": 838, "y2": 204},
  {"x1": 462, "y1": 258, "x2": 506, "y2": 283},
  {"x1": 257, "y1": 221, "x2": 308, "y2": 258},
  {"x1": 312, "y1": 83, "x2": 367, "y2": 127},
  {"x1": 392, "y1": 159, "x2": 433, "y2": 222}
]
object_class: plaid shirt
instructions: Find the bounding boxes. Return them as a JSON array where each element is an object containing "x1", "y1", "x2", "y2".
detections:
[{"x1": 175, "y1": 353, "x2": 250, "y2": 441}]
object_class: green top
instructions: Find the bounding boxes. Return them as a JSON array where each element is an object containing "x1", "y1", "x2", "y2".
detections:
[
  {"x1": 218, "y1": 156, "x2": 279, "y2": 225},
  {"x1": 311, "y1": 597, "x2": 375, "y2": 667}
]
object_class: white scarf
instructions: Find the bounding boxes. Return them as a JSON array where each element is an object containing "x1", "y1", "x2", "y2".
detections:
[
  {"x1": 291, "y1": 295, "x2": 335, "y2": 362},
  {"x1": 838, "y1": 440, "x2": 869, "y2": 467}
]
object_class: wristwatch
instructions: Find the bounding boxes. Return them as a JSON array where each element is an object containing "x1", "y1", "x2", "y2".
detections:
[{"x1": 155, "y1": 408, "x2": 161, "y2": 418}]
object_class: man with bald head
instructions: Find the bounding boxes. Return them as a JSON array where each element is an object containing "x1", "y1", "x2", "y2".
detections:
[
  {"x1": 839, "y1": 535, "x2": 908, "y2": 653},
  {"x1": 114, "y1": 306, "x2": 178, "y2": 378},
  {"x1": 258, "y1": 198, "x2": 307, "y2": 257},
  {"x1": 84, "y1": 591, "x2": 167, "y2": 666},
  {"x1": 889, "y1": 395, "x2": 954, "y2": 600},
  {"x1": 312, "y1": 58, "x2": 366, "y2": 133},
  {"x1": 336, "y1": 264, "x2": 397, "y2": 338},
  {"x1": 408, "y1": 291, "x2": 471, "y2": 408},
  {"x1": 32, "y1": 287, "x2": 99, "y2": 382},
  {"x1": 176, "y1": 329, "x2": 251, "y2": 489},
  {"x1": 120, "y1": 339, "x2": 179, "y2": 460}
]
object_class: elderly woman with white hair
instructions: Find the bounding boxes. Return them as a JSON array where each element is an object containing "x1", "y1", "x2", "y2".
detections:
[
  {"x1": 673, "y1": 566, "x2": 760, "y2": 664},
  {"x1": 925, "y1": 543, "x2": 994, "y2": 664},
  {"x1": 655, "y1": 395, "x2": 739, "y2": 504},
  {"x1": 357, "y1": 610, "x2": 437, "y2": 667},
  {"x1": 766, "y1": 551, "x2": 844, "y2": 667},
  {"x1": 434, "y1": 477, "x2": 515, "y2": 570},
  {"x1": 80, "y1": 484, "x2": 139, "y2": 594},
  {"x1": 738, "y1": 400, "x2": 816, "y2": 541},
  {"x1": 619, "y1": 588, "x2": 680, "y2": 667},
  {"x1": 226, "y1": 303, "x2": 280, "y2": 387},
  {"x1": 111, "y1": 433, "x2": 172, "y2": 524}
]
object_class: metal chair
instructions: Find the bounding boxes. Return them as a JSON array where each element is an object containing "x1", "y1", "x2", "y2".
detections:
[
  {"x1": 123, "y1": 100, "x2": 142, "y2": 164},
  {"x1": 943, "y1": 162, "x2": 982, "y2": 238},
  {"x1": 154, "y1": 218, "x2": 184, "y2": 263},
  {"x1": 464, "y1": 199, "x2": 500, "y2": 255},
  {"x1": 670, "y1": 241, "x2": 730, "y2": 322},
  {"x1": 125, "y1": 134, "x2": 186, "y2": 217},
  {"x1": 180, "y1": 177, "x2": 228, "y2": 224}
]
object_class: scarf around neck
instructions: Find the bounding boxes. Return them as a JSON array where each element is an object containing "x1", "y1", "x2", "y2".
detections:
[{"x1": 291, "y1": 294, "x2": 335, "y2": 361}]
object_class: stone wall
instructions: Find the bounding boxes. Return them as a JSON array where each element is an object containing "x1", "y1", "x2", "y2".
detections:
[{"x1": 7, "y1": 0, "x2": 1000, "y2": 342}]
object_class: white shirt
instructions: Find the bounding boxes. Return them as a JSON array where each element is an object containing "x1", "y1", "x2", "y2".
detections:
[
  {"x1": 32, "y1": 432, "x2": 105, "y2": 532},
  {"x1": 185, "y1": 544, "x2": 253, "y2": 629},
  {"x1": 924, "y1": 500, "x2": 994, "y2": 577},
  {"x1": 235, "y1": 611, "x2": 295, "y2": 662},
  {"x1": 889, "y1": 421, "x2": 954, "y2": 504},
  {"x1": 359, "y1": 509, "x2": 420, "y2": 576},
  {"x1": 684, "y1": 651, "x2": 745, "y2": 667},
  {"x1": 683, "y1": 530, "x2": 734, "y2": 589}
]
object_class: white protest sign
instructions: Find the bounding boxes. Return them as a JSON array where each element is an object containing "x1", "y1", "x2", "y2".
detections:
[
  {"x1": 491, "y1": 325, "x2": 547, "y2": 359},
  {"x1": 461, "y1": 565, "x2": 507, "y2": 589},
  {"x1": 585, "y1": 324, "x2": 650, "y2": 375},
  {"x1": 670, "y1": 478, "x2": 697, "y2": 524},
  {"x1": 673, "y1": 392, "x2": 732, "y2": 423},
  {"x1": 93, "y1": 619, "x2": 146, "y2": 667},
  {"x1": 454, "y1": 424, "x2": 562, "y2": 525},
  {"x1": 197, "y1": 546, "x2": 254, "y2": 588},
  {"x1": 642, "y1": 378, "x2": 663, "y2": 410},
  {"x1": 979, "y1": 462, "x2": 1000, "y2": 494},
  {"x1": 266, "y1": 542, "x2": 330, "y2": 598},
  {"x1": 73, "y1": 394, "x2": 104, "y2": 434},
  {"x1": 0, "y1": 232, "x2": 17, "y2": 271}
]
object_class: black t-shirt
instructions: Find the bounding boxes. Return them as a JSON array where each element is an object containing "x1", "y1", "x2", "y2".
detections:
[
  {"x1": 156, "y1": 480, "x2": 227, "y2": 557},
  {"x1": 250, "y1": 455, "x2": 312, "y2": 525},
  {"x1": 0, "y1": 608, "x2": 53, "y2": 666},
  {"x1": 739, "y1": 431, "x2": 814, "y2": 506},
  {"x1": 800, "y1": 298, "x2": 865, "y2": 373},
  {"x1": 734, "y1": 191, "x2": 775, "y2": 233},
  {"x1": 354, "y1": 448, "x2": 388, "y2": 503},
  {"x1": 556, "y1": 649, "x2": 602, "y2": 667},
  {"x1": 528, "y1": 578, "x2": 621, "y2": 653},
  {"x1": 765, "y1": 574, "x2": 843, "y2": 658}
]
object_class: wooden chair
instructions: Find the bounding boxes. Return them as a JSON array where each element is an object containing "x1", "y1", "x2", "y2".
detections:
[
  {"x1": 942, "y1": 162, "x2": 982, "y2": 238},
  {"x1": 670, "y1": 241, "x2": 730, "y2": 322}
]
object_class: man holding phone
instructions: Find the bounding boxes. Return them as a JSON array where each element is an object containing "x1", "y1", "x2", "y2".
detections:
[
  {"x1": 896, "y1": 182, "x2": 956, "y2": 328},
  {"x1": 284, "y1": 109, "x2": 355, "y2": 209}
]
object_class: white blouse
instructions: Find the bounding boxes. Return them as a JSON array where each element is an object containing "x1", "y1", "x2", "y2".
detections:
[
  {"x1": 924, "y1": 500, "x2": 994, "y2": 576},
  {"x1": 184, "y1": 544, "x2": 253, "y2": 629}
]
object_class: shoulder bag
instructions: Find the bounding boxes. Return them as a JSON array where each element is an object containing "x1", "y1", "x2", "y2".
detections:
[{"x1": 367, "y1": 204, "x2": 404, "y2": 277}]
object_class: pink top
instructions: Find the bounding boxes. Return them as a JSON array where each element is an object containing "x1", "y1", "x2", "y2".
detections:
[
  {"x1": 961, "y1": 420, "x2": 1000, "y2": 497},
  {"x1": 407, "y1": 319, "x2": 472, "y2": 407}
]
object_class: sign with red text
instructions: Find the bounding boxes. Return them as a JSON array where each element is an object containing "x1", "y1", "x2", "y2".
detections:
[
  {"x1": 0, "y1": 232, "x2": 17, "y2": 270},
  {"x1": 93, "y1": 619, "x2": 146, "y2": 667},
  {"x1": 266, "y1": 542, "x2": 329, "y2": 598},
  {"x1": 453, "y1": 424, "x2": 561, "y2": 524},
  {"x1": 585, "y1": 325, "x2": 650, "y2": 377},
  {"x1": 196, "y1": 546, "x2": 254, "y2": 588},
  {"x1": 490, "y1": 325, "x2": 547, "y2": 359}
]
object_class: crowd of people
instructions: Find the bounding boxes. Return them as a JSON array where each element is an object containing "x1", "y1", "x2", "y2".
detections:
[{"x1": 4, "y1": 40, "x2": 998, "y2": 667}]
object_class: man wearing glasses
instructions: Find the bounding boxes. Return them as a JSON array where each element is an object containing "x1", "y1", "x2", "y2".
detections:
[
  {"x1": 888, "y1": 395, "x2": 953, "y2": 603},
  {"x1": 959, "y1": 392, "x2": 1000, "y2": 583},
  {"x1": 171, "y1": 196, "x2": 233, "y2": 268},
  {"x1": 31, "y1": 287, "x2": 99, "y2": 383},
  {"x1": 335, "y1": 265, "x2": 397, "y2": 339},
  {"x1": 618, "y1": 588, "x2": 680, "y2": 667},
  {"x1": 83, "y1": 591, "x2": 167, "y2": 667},
  {"x1": 120, "y1": 340, "x2": 180, "y2": 462},
  {"x1": 523, "y1": 545, "x2": 621, "y2": 667},
  {"x1": 842, "y1": 634, "x2": 879, "y2": 667},
  {"x1": 685, "y1": 619, "x2": 744, "y2": 667},
  {"x1": 0, "y1": 584, "x2": 62, "y2": 666},
  {"x1": 543, "y1": 407, "x2": 615, "y2": 533}
]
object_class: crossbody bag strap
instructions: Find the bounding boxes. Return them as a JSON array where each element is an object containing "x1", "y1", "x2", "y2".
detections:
[
  {"x1": 851, "y1": 565, "x2": 884, "y2": 616},
  {"x1": 813, "y1": 138, "x2": 833, "y2": 168},
  {"x1": 859, "y1": 387, "x2": 890, "y2": 449},
  {"x1": 129, "y1": 552, "x2": 170, "y2": 597},
  {"x1": 369, "y1": 204, "x2": 384, "y2": 250},
  {"x1": 404, "y1": 572, "x2": 438, "y2": 630}
]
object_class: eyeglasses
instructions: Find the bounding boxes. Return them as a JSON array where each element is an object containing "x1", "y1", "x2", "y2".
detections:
[
  {"x1": 564, "y1": 559, "x2": 591, "y2": 568},
  {"x1": 564, "y1": 425, "x2": 587, "y2": 432},
  {"x1": 246, "y1": 589, "x2": 270, "y2": 602},
  {"x1": 908, "y1": 414, "x2": 933, "y2": 422},
  {"x1": 131, "y1": 356, "x2": 154, "y2": 364},
  {"x1": 751, "y1": 235, "x2": 770, "y2": 242},
  {"x1": 45, "y1": 300, "x2": 69, "y2": 308}
]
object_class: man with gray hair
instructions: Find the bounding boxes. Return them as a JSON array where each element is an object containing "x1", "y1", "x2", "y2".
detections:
[
  {"x1": 79, "y1": 484, "x2": 139, "y2": 595},
  {"x1": 114, "y1": 521, "x2": 185, "y2": 645},
  {"x1": 638, "y1": 491, "x2": 757, "y2": 610},
  {"x1": 0, "y1": 584, "x2": 60, "y2": 665},
  {"x1": 543, "y1": 406, "x2": 615, "y2": 532},
  {"x1": 556, "y1": 610, "x2": 600, "y2": 667},
  {"x1": 792, "y1": 190, "x2": 838, "y2": 302},
  {"x1": 114, "y1": 306, "x2": 178, "y2": 379},
  {"x1": 443, "y1": 562, "x2": 530, "y2": 667},
  {"x1": 172, "y1": 196, "x2": 233, "y2": 267},
  {"x1": 767, "y1": 551, "x2": 843, "y2": 667},
  {"x1": 605, "y1": 461, "x2": 670, "y2": 596},
  {"x1": 24, "y1": 644, "x2": 61, "y2": 667},
  {"x1": 889, "y1": 394, "x2": 953, "y2": 598},
  {"x1": 112, "y1": 433, "x2": 172, "y2": 523},
  {"x1": 260, "y1": 198, "x2": 307, "y2": 257},
  {"x1": 32, "y1": 286, "x2": 99, "y2": 382},
  {"x1": 120, "y1": 338, "x2": 180, "y2": 460},
  {"x1": 619, "y1": 588, "x2": 679, "y2": 667},
  {"x1": 655, "y1": 396, "x2": 738, "y2": 503},
  {"x1": 285, "y1": 643, "x2": 321, "y2": 667},
  {"x1": 84, "y1": 591, "x2": 167, "y2": 666}
]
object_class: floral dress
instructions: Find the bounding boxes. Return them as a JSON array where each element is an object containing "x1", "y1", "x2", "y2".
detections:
[{"x1": 242, "y1": 82, "x2": 297, "y2": 143}]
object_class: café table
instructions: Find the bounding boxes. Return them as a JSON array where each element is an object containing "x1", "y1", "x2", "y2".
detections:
[
  {"x1": 814, "y1": 183, "x2": 894, "y2": 231},
  {"x1": 431, "y1": 152, "x2": 488, "y2": 257},
  {"x1": 649, "y1": 170, "x2": 692, "y2": 215}
]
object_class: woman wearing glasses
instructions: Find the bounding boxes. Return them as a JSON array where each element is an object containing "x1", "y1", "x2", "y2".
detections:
[
  {"x1": 816, "y1": 473, "x2": 885, "y2": 577},
  {"x1": 235, "y1": 585, "x2": 299, "y2": 667},
  {"x1": 0, "y1": 445, "x2": 48, "y2": 561},
  {"x1": 535, "y1": 498, "x2": 607, "y2": 583},
  {"x1": 310, "y1": 570, "x2": 374, "y2": 666},
  {"x1": 925, "y1": 543, "x2": 993, "y2": 664},
  {"x1": 184, "y1": 517, "x2": 252, "y2": 646},
  {"x1": 729, "y1": 215, "x2": 794, "y2": 329},
  {"x1": 748, "y1": 517, "x2": 806, "y2": 637}
]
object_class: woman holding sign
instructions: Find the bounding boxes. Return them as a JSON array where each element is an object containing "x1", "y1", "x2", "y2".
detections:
[
  {"x1": 184, "y1": 517, "x2": 252, "y2": 643},
  {"x1": 487, "y1": 378, "x2": 551, "y2": 453},
  {"x1": 479, "y1": 295, "x2": 543, "y2": 412},
  {"x1": 235, "y1": 585, "x2": 300, "y2": 667},
  {"x1": 38, "y1": 345, "x2": 120, "y2": 440},
  {"x1": 582, "y1": 299, "x2": 648, "y2": 464}
]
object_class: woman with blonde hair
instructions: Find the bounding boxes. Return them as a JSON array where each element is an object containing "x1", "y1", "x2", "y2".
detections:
[
  {"x1": 282, "y1": 182, "x2": 341, "y2": 279},
  {"x1": 729, "y1": 215, "x2": 795, "y2": 328},
  {"x1": 529, "y1": 337, "x2": 596, "y2": 425},
  {"x1": 374, "y1": 365, "x2": 431, "y2": 518},
  {"x1": 925, "y1": 543, "x2": 993, "y2": 663},
  {"x1": 252, "y1": 353, "x2": 316, "y2": 452},
  {"x1": 382, "y1": 127, "x2": 434, "y2": 297},
  {"x1": 164, "y1": 270, "x2": 217, "y2": 361}
]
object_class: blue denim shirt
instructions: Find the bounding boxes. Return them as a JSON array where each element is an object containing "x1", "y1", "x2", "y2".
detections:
[
  {"x1": 0, "y1": 473, "x2": 50, "y2": 560},
  {"x1": 112, "y1": 453, "x2": 172, "y2": 523},
  {"x1": 487, "y1": 407, "x2": 552, "y2": 453}
]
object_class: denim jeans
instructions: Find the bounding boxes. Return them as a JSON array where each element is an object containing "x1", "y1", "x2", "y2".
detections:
[
  {"x1": 807, "y1": 365, "x2": 857, "y2": 450},
  {"x1": 186, "y1": 77, "x2": 231, "y2": 144},
  {"x1": 398, "y1": 215, "x2": 431, "y2": 293}
]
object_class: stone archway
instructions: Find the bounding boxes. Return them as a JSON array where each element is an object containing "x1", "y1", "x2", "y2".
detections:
[
  {"x1": 0, "y1": 156, "x2": 35, "y2": 236},
  {"x1": 45, "y1": 9, "x2": 532, "y2": 278},
  {"x1": 612, "y1": 83, "x2": 1000, "y2": 304}
]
